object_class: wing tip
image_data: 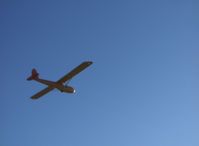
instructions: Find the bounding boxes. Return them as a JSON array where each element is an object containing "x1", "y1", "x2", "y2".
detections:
[
  {"x1": 84, "y1": 61, "x2": 93, "y2": 65},
  {"x1": 31, "y1": 97, "x2": 38, "y2": 100}
]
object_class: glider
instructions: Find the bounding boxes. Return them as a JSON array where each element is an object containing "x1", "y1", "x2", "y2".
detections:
[{"x1": 27, "y1": 61, "x2": 93, "y2": 99}]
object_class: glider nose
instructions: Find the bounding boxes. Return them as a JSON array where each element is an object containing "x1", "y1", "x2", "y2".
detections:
[
  {"x1": 73, "y1": 89, "x2": 76, "y2": 93},
  {"x1": 71, "y1": 87, "x2": 75, "y2": 93},
  {"x1": 66, "y1": 86, "x2": 75, "y2": 93}
]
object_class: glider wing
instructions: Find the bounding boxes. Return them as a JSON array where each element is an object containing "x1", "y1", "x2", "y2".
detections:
[
  {"x1": 57, "y1": 61, "x2": 93, "y2": 83},
  {"x1": 31, "y1": 86, "x2": 54, "y2": 99}
]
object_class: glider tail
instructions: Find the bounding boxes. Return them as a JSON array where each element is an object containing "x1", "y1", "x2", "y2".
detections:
[{"x1": 27, "y1": 68, "x2": 39, "y2": 81}]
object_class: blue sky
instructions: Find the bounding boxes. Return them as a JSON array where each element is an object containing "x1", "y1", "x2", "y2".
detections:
[{"x1": 1, "y1": 0, "x2": 198, "y2": 146}]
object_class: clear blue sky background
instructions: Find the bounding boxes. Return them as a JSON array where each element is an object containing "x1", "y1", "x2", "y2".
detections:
[{"x1": 1, "y1": 0, "x2": 198, "y2": 146}]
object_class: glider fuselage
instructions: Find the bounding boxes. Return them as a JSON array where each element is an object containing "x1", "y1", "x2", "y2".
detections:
[{"x1": 34, "y1": 78, "x2": 75, "y2": 93}]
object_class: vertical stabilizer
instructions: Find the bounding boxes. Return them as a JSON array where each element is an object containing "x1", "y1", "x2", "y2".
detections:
[{"x1": 27, "y1": 68, "x2": 39, "y2": 80}]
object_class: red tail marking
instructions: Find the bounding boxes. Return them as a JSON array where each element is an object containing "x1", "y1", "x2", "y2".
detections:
[{"x1": 27, "y1": 68, "x2": 39, "y2": 80}]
